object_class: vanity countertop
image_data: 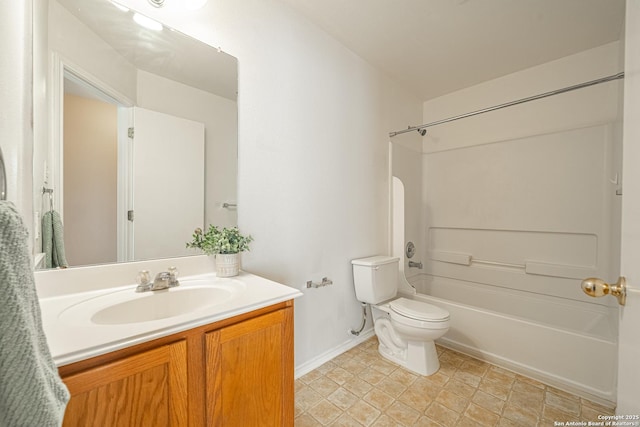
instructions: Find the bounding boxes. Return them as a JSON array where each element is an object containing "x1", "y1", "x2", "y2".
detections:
[{"x1": 39, "y1": 271, "x2": 302, "y2": 366}]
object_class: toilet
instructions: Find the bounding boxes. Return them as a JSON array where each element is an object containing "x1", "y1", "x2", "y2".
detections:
[{"x1": 352, "y1": 255, "x2": 450, "y2": 376}]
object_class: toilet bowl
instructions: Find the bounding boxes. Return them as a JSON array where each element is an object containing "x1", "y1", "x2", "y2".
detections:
[
  {"x1": 351, "y1": 256, "x2": 450, "y2": 376},
  {"x1": 372, "y1": 298, "x2": 449, "y2": 376}
]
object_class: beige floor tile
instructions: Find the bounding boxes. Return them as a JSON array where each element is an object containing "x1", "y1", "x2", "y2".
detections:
[
  {"x1": 460, "y1": 359, "x2": 490, "y2": 377},
  {"x1": 297, "y1": 384, "x2": 324, "y2": 411},
  {"x1": 359, "y1": 368, "x2": 388, "y2": 385},
  {"x1": 514, "y1": 374, "x2": 545, "y2": 389},
  {"x1": 411, "y1": 377, "x2": 446, "y2": 400},
  {"x1": 385, "y1": 401, "x2": 421, "y2": 426},
  {"x1": 343, "y1": 377, "x2": 374, "y2": 398},
  {"x1": 509, "y1": 390, "x2": 543, "y2": 412},
  {"x1": 347, "y1": 400, "x2": 381, "y2": 426},
  {"x1": 435, "y1": 389, "x2": 469, "y2": 413},
  {"x1": 542, "y1": 403, "x2": 583, "y2": 425},
  {"x1": 464, "y1": 402, "x2": 500, "y2": 426},
  {"x1": 426, "y1": 371, "x2": 451, "y2": 387},
  {"x1": 371, "y1": 414, "x2": 403, "y2": 427},
  {"x1": 295, "y1": 339, "x2": 614, "y2": 427},
  {"x1": 472, "y1": 390, "x2": 505, "y2": 414},
  {"x1": 296, "y1": 413, "x2": 324, "y2": 427},
  {"x1": 310, "y1": 376, "x2": 342, "y2": 397},
  {"x1": 478, "y1": 378, "x2": 510, "y2": 401},
  {"x1": 414, "y1": 415, "x2": 445, "y2": 426},
  {"x1": 397, "y1": 386, "x2": 433, "y2": 412},
  {"x1": 364, "y1": 388, "x2": 396, "y2": 411},
  {"x1": 330, "y1": 413, "x2": 365, "y2": 427},
  {"x1": 328, "y1": 387, "x2": 360, "y2": 411},
  {"x1": 512, "y1": 380, "x2": 545, "y2": 400},
  {"x1": 377, "y1": 377, "x2": 409, "y2": 398},
  {"x1": 388, "y1": 368, "x2": 418, "y2": 387},
  {"x1": 452, "y1": 370, "x2": 482, "y2": 388},
  {"x1": 327, "y1": 367, "x2": 356, "y2": 385},
  {"x1": 457, "y1": 415, "x2": 486, "y2": 426},
  {"x1": 580, "y1": 403, "x2": 615, "y2": 421},
  {"x1": 444, "y1": 379, "x2": 477, "y2": 399},
  {"x1": 425, "y1": 401, "x2": 460, "y2": 426},
  {"x1": 502, "y1": 402, "x2": 540, "y2": 426},
  {"x1": 544, "y1": 391, "x2": 581, "y2": 417},
  {"x1": 308, "y1": 400, "x2": 343, "y2": 425}
]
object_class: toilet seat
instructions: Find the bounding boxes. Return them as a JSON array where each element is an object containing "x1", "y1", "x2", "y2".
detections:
[{"x1": 389, "y1": 298, "x2": 449, "y2": 322}]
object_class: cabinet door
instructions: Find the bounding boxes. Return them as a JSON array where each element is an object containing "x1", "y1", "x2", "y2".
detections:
[
  {"x1": 206, "y1": 308, "x2": 294, "y2": 426},
  {"x1": 62, "y1": 340, "x2": 188, "y2": 427}
]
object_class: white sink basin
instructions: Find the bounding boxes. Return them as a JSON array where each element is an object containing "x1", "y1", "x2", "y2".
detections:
[{"x1": 59, "y1": 278, "x2": 246, "y2": 326}]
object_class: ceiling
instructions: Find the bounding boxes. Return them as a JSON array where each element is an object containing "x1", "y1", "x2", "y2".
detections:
[{"x1": 279, "y1": 0, "x2": 626, "y2": 101}]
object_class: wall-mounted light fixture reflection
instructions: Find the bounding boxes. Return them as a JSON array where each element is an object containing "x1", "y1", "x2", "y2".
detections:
[
  {"x1": 133, "y1": 12, "x2": 163, "y2": 30},
  {"x1": 147, "y1": 0, "x2": 208, "y2": 10},
  {"x1": 111, "y1": 2, "x2": 129, "y2": 12}
]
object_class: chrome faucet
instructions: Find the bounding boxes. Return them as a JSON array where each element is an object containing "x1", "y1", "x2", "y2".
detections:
[
  {"x1": 136, "y1": 267, "x2": 180, "y2": 292},
  {"x1": 408, "y1": 261, "x2": 423, "y2": 269}
]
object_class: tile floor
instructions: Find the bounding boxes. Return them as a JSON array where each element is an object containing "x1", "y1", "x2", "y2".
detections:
[{"x1": 295, "y1": 337, "x2": 615, "y2": 426}]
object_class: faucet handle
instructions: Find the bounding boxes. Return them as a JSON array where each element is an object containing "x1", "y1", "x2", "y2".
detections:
[
  {"x1": 136, "y1": 270, "x2": 152, "y2": 292},
  {"x1": 168, "y1": 266, "x2": 180, "y2": 287},
  {"x1": 137, "y1": 270, "x2": 151, "y2": 285}
]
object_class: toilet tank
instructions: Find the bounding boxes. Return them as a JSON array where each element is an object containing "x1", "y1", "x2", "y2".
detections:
[{"x1": 351, "y1": 256, "x2": 399, "y2": 304}]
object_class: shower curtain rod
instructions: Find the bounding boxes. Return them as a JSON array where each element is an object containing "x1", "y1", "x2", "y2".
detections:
[{"x1": 389, "y1": 71, "x2": 625, "y2": 138}]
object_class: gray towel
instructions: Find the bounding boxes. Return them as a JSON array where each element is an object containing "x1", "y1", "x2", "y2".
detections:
[
  {"x1": 0, "y1": 201, "x2": 70, "y2": 426},
  {"x1": 42, "y1": 210, "x2": 68, "y2": 269}
]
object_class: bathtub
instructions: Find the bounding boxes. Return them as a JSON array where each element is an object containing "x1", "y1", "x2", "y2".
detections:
[{"x1": 407, "y1": 274, "x2": 617, "y2": 407}]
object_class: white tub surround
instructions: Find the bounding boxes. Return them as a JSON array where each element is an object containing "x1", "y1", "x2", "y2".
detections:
[
  {"x1": 408, "y1": 275, "x2": 617, "y2": 407},
  {"x1": 36, "y1": 257, "x2": 302, "y2": 366}
]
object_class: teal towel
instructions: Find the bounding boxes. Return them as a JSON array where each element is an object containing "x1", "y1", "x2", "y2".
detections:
[
  {"x1": 42, "y1": 210, "x2": 68, "y2": 269},
  {"x1": 0, "y1": 201, "x2": 70, "y2": 426}
]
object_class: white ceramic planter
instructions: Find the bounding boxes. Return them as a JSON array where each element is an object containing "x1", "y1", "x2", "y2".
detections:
[{"x1": 215, "y1": 253, "x2": 240, "y2": 277}]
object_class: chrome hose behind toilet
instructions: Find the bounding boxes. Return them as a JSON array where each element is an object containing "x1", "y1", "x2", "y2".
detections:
[{"x1": 349, "y1": 303, "x2": 368, "y2": 336}]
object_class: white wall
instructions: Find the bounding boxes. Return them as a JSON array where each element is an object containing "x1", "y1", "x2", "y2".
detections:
[
  {"x1": 0, "y1": 1, "x2": 34, "y2": 245},
  {"x1": 114, "y1": 0, "x2": 422, "y2": 369}
]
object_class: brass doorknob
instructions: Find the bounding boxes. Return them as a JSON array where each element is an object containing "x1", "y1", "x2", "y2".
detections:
[{"x1": 581, "y1": 277, "x2": 626, "y2": 306}]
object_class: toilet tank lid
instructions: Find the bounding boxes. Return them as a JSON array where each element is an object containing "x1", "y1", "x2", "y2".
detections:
[{"x1": 351, "y1": 256, "x2": 400, "y2": 266}]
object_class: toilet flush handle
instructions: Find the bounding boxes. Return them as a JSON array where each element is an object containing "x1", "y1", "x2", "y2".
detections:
[{"x1": 581, "y1": 277, "x2": 626, "y2": 306}]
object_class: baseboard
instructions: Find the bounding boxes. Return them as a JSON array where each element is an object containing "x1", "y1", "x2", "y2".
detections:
[{"x1": 295, "y1": 330, "x2": 375, "y2": 379}]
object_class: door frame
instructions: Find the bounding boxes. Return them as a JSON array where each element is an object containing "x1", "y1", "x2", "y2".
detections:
[{"x1": 616, "y1": 0, "x2": 640, "y2": 413}]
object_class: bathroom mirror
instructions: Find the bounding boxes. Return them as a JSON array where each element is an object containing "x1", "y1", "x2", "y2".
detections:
[{"x1": 35, "y1": 0, "x2": 238, "y2": 269}]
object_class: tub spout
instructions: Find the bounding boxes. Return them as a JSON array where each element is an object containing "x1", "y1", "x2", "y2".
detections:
[{"x1": 408, "y1": 261, "x2": 423, "y2": 269}]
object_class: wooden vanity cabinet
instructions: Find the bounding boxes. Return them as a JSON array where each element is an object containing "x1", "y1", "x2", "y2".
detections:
[{"x1": 58, "y1": 301, "x2": 294, "y2": 426}]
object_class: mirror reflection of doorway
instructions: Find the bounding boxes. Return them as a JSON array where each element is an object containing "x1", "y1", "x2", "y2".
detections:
[
  {"x1": 63, "y1": 71, "x2": 124, "y2": 266},
  {"x1": 61, "y1": 69, "x2": 205, "y2": 267}
]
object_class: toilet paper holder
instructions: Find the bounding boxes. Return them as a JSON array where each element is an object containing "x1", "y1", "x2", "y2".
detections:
[{"x1": 306, "y1": 277, "x2": 333, "y2": 289}]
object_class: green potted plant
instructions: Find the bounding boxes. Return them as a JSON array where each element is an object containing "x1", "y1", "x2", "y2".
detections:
[{"x1": 187, "y1": 225, "x2": 253, "y2": 277}]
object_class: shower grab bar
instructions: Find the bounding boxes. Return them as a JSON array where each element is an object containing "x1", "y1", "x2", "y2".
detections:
[
  {"x1": 0, "y1": 146, "x2": 7, "y2": 201},
  {"x1": 389, "y1": 71, "x2": 625, "y2": 137},
  {"x1": 428, "y1": 250, "x2": 596, "y2": 280}
]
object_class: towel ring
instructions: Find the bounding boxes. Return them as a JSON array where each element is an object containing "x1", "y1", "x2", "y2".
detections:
[{"x1": 0, "y1": 146, "x2": 6, "y2": 201}]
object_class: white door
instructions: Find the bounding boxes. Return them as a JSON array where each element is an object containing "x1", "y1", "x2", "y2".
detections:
[
  {"x1": 616, "y1": 0, "x2": 640, "y2": 414},
  {"x1": 131, "y1": 107, "x2": 204, "y2": 261}
]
